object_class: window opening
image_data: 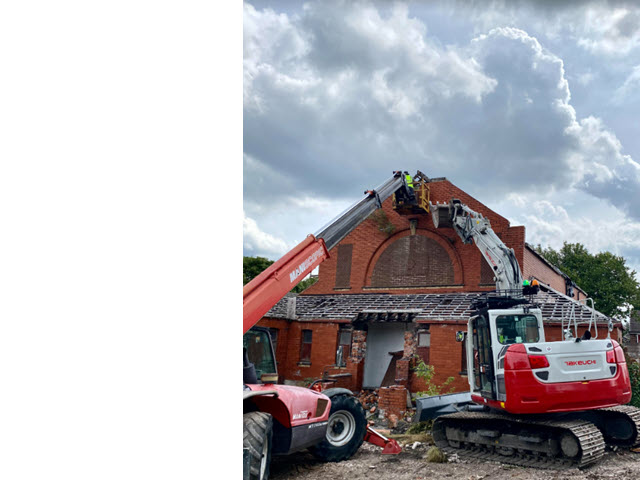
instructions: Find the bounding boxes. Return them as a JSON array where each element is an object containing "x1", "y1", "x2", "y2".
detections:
[
  {"x1": 336, "y1": 328, "x2": 352, "y2": 366},
  {"x1": 300, "y1": 329, "x2": 312, "y2": 364}
]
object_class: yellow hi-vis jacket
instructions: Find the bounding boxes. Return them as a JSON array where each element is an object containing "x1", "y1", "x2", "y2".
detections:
[{"x1": 405, "y1": 174, "x2": 414, "y2": 189}]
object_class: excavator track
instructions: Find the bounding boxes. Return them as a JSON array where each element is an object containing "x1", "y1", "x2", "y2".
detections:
[
  {"x1": 433, "y1": 411, "x2": 605, "y2": 469},
  {"x1": 587, "y1": 405, "x2": 640, "y2": 447}
]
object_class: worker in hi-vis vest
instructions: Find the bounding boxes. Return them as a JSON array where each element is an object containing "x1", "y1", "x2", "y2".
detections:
[{"x1": 404, "y1": 171, "x2": 416, "y2": 203}]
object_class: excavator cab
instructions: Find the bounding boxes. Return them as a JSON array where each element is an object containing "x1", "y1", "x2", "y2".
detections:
[{"x1": 467, "y1": 308, "x2": 546, "y2": 403}]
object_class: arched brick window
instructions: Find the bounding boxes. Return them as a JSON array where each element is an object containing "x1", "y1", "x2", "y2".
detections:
[{"x1": 370, "y1": 235, "x2": 455, "y2": 287}]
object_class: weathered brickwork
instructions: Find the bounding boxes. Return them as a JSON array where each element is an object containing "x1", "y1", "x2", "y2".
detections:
[
  {"x1": 304, "y1": 179, "x2": 524, "y2": 296},
  {"x1": 378, "y1": 385, "x2": 408, "y2": 418},
  {"x1": 371, "y1": 235, "x2": 455, "y2": 287}
]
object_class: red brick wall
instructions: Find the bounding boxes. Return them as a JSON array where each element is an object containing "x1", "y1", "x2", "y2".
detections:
[
  {"x1": 522, "y1": 247, "x2": 566, "y2": 293},
  {"x1": 280, "y1": 322, "x2": 341, "y2": 383},
  {"x1": 254, "y1": 319, "x2": 368, "y2": 389},
  {"x1": 416, "y1": 323, "x2": 469, "y2": 393},
  {"x1": 304, "y1": 179, "x2": 526, "y2": 296},
  {"x1": 543, "y1": 323, "x2": 617, "y2": 342},
  {"x1": 378, "y1": 385, "x2": 408, "y2": 418}
]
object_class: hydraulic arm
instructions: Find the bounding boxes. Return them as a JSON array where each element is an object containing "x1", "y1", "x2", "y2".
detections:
[{"x1": 431, "y1": 199, "x2": 522, "y2": 292}]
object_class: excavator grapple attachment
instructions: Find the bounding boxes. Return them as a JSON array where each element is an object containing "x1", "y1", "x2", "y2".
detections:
[{"x1": 430, "y1": 203, "x2": 453, "y2": 229}]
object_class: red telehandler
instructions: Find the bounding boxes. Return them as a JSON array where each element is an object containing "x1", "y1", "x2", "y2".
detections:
[
  {"x1": 426, "y1": 199, "x2": 640, "y2": 468},
  {"x1": 242, "y1": 172, "x2": 413, "y2": 480}
]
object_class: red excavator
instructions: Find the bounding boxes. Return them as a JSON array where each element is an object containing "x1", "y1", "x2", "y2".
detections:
[
  {"x1": 427, "y1": 199, "x2": 639, "y2": 468},
  {"x1": 242, "y1": 172, "x2": 414, "y2": 479}
]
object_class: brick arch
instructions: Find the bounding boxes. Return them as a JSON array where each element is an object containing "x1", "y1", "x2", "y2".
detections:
[{"x1": 364, "y1": 229, "x2": 463, "y2": 288}]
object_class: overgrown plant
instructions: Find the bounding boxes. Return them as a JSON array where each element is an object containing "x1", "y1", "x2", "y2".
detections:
[
  {"x1": 369, "y1": 209, "x2": 395, "y2": 236},
  {"x1": 413, "y1": 359, "x2": 455, "y2": 397}
]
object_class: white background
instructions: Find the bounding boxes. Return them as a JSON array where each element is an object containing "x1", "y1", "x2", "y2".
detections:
[{"x1": 0, "y1": 2, "x2": 236, "y2": 478}]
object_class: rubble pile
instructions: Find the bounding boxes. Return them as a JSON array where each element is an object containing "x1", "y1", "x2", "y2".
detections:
[
  {"x1": 355, "y1": 389, "x2": 379, "y2": 414},
  {"x1": 355, "y1": 388, "x2": 416, "y2": 432}
]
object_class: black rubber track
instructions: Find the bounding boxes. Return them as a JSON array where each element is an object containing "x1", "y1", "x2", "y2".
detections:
[
  {"x1": 593, "y1": 405, "x2": 640, "y2": 446},
  {"x1": 243, "y1": 411, "x2": 273, "y2": 480},
  {"x1": 309, "y1": 394, "x2": 367, "y2": 462},
  {"x1": 433, "y1": 411, "x2": 605, "y2": 469}
]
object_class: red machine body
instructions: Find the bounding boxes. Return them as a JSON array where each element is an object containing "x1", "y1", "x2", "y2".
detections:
[
  {"x1": 472, "y1": 341, "x2": 631, "y2": 414},
  {"x1": 246, "y1": 384, "x2": 331, "y2": 429}
]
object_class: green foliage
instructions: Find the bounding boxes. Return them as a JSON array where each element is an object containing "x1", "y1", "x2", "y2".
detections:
[
  {"x1": 426, "y1": 446, "x2": 447, "y2": 463},
  {"x1": 369, "y1": 209, "x2": 395, "y2": 236},
  {"x1": 406, "y1": 421, "x2": 433, "y2": 434},
  {"x1": 413, "y1": 360, "x2": 455, "y2": 397},
  {"x1": 243, "y1": 255, "x2": 318, "y2": 293},
  {"x1": 291, "y1": 276, "x2": 318, "y2": 293},
  {"x1": 535, "y1": 242, "x2": 640, "y2": 319},
  {"x1": 243, "y1": 256, "x2": 274, "y2": 285},
  {"x1": 625, "y1": 350, "x2": 640, "y2": 408}
]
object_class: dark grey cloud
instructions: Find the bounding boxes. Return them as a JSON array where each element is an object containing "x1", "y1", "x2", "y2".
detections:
[
  {"x1": 244, "y1": 1, "x2": 497, "y2": 202},
  {"x1": 244, "y1": 0, "x2": 640, "y2": 263}
]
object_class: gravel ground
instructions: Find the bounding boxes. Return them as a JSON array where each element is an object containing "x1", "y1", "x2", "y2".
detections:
[{"x1": 270, "y1": 442, "x2": 640, "y2": 480}]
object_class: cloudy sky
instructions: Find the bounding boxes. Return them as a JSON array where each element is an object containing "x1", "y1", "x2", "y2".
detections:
[{"x1": 243, "y1": 0, "x2": 640, "y2": 274}]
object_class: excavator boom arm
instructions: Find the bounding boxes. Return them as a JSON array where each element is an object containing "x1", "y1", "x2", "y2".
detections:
[{"x1": 432, "y1": 199, "x2": 523, "y2": 291}]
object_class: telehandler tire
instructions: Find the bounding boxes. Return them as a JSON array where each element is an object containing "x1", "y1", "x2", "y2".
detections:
[
  {"x1": 309, "y1": 394, "x2": 366, "y2": 462},
  {"x1": 243, "y1": 411, "x2": 273, "y2": 480}
]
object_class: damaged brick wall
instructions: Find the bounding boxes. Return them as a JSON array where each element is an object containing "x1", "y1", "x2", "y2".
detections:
[
  {"x1": 393, "y1": 330, "x2": 417, "y2": 388},
  {"x1": 350, "y1": 329, "x2": 367, "y2": 363},
  {"x1": 321, "y1": 328, "x2": 368, "y2": 391},
  {"x1": 378, "y1": 385, "x2": 408, "y2": 419}
]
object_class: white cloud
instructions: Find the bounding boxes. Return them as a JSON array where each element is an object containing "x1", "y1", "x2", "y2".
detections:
[
  {"x1": 525, "y1": 205, "x2": 640, "y2": 272},
  {"x1": 462, "y1": 1, "x2": 640, "y2": 58},
  {"x1": 613, "y1": 65, "x2": 640, "y2": 103},
  {"x1": 243, "y1": 0, "x2": 498, "y2": 202},
  {"x1": 575, "y1": 6, "x2": 640, "y2": 56},
  {"x1": 242, "y1": 212, "x2": 289, "y2": 258},
  {"x1": 567, "y1": 116, "x2": 640, "y2": 217},
  {"x1": 576, "y1": 71, "x2": 595, "y2": 86}
]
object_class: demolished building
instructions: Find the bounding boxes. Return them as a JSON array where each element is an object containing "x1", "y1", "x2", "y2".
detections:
[{"x1": 255, "y1": 176, "x2": 619, "y2": 399}]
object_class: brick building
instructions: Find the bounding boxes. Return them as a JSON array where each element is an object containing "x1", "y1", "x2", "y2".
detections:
[
  {"x1": 626, "y1": 313, "x2": 640, "y2": 359},
  {"x1": 256, "y1": 176, "x2": 618, "y2": 403}
]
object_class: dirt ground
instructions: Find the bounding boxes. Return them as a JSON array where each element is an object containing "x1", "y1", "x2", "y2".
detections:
[{"x1": 271, "y1": 441, "x2": 640, "y2": 480}]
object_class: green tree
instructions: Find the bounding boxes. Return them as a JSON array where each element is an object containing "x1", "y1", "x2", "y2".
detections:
[
  {"x1": 243, "y1": 256, "x2": 274, "y2": 285},
  {"x1": 535, "y1": 243, "x2": 640, "y2": 319},
  {"x1": 243, "y1": 255, "x2": 318, "y2": 293}
]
